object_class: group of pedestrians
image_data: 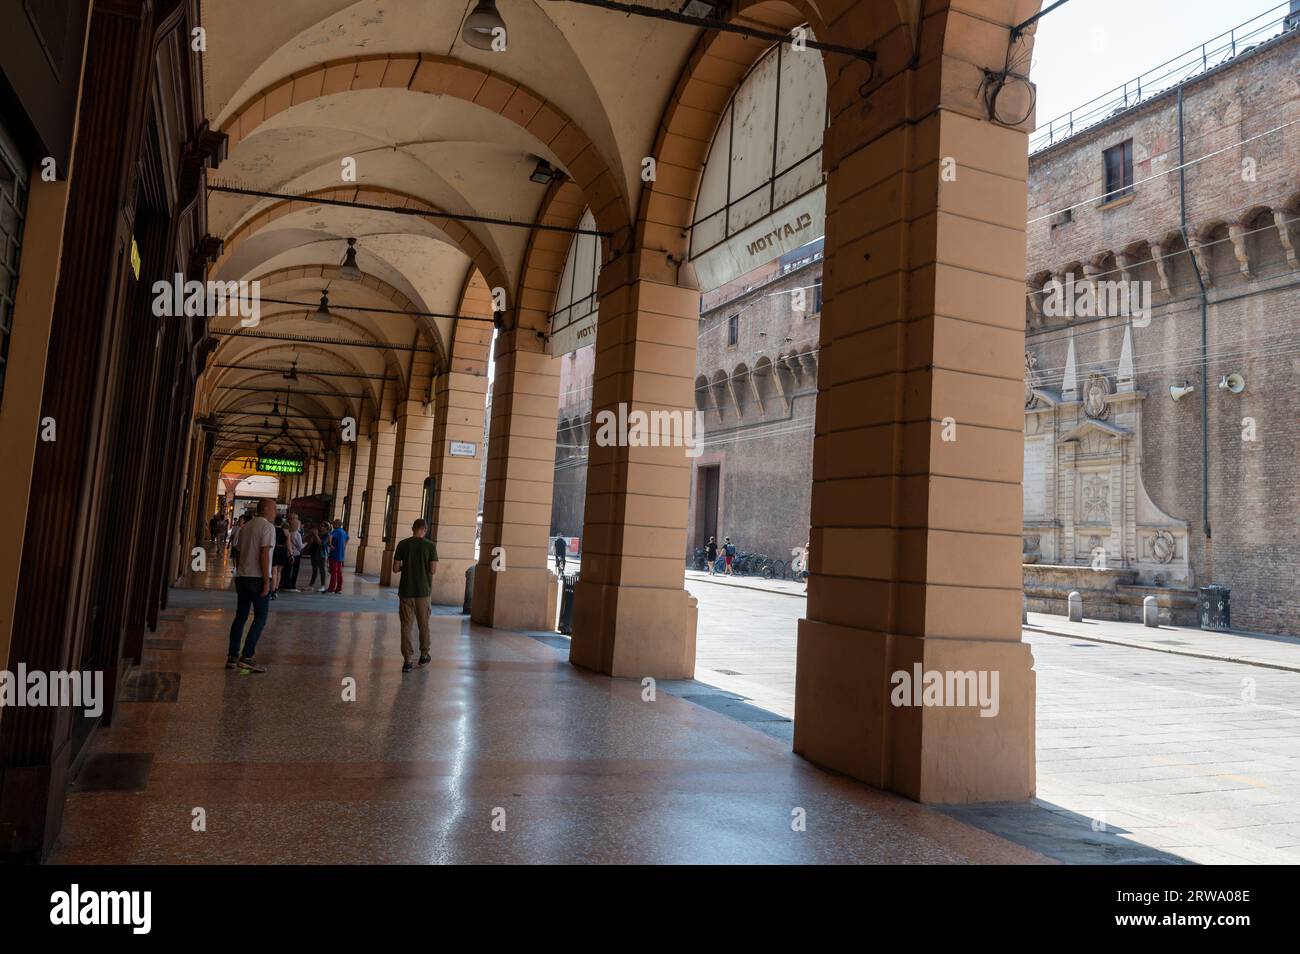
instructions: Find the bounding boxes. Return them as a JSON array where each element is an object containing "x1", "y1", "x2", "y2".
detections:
[
  {"x1": 224, "y1": 500, "x2": 351, "y2": 673},
  {"x1": 223, "y1": 500, "x2": 438, "y2": 675},
  {"x1": 704, "y1": 535, "x2": 737, "y2": 575}
]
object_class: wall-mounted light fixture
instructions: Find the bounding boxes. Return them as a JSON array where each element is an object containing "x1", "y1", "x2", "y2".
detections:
[{"x1": 529, "y1": 158, "x2": 564, "y2": 184}]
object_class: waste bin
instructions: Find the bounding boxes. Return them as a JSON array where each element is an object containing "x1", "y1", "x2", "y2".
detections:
[
  {"x1": 463, "y1": 564, "x2": 475, "y2": 615},
  {"x1": 1199, "y1": 584, "x2": 1230, "y2": 631},
  {"x1": 558, "y1": 572, "x2": 578, "y2": 635}
]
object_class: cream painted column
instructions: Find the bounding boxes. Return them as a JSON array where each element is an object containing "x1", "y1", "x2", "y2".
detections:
[
  {"x1": 793, "y1": 13, "x2": 1036, "y2": 803},
  {"x1": 471, "y1": 328, "x2": 559, "y2": 630},
  {"x1": 330, "y1": 443, "x2": 352, "y2": 516},
  {"x1": 342, "y1": 429, "x2": 369, "y2": 565},
  {"x1": 379, "y1": 400, "x2": 436, "y2": 586},
  {"x1": 353, "y1": 412, "x2": 395, "y2": 575},
  {"x1": 428, "y1": 321, "x2": 490, "y2": 604},
  {"x1": 568, "y1": 252, "x2": 698, "y2": 678}
]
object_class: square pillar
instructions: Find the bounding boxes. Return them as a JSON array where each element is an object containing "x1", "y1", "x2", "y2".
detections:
[
  {"x1": 794, "y1": 103, "x2": 1035, "y2": 803},
  {"x1": 342, "y1": 430, "x2": 369, "y2": 566},
  {"x1": 472, "y1": 329, "x2": 559, "y2": 630},
  {"x1": 429, "y1": 330, "x2": 490, "y2": 605},
  {"x1": 380, "y1": 400, "x2": 436, "y2": 586},
  {"x1": 354, "y1": 413, "x2": 395, "y2": 575},
  {"x1": 568, "y1": 252, "x2": 698, "y2": 678}
]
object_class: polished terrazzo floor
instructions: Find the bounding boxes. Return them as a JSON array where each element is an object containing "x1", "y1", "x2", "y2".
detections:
[{"x1": 50, "y1": 562, "x2": 1046, "y2": 864}]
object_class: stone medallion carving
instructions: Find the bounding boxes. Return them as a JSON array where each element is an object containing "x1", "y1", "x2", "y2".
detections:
[
  {"x1": 1084, "y1": 372, "x2": 1111, "y2": 420},
  {"x1": 1151, "y1": 529, "x2": 1176, "y2": 564},
  {"x1": 1024, "y1": 351, "x2": 1039, "y2": 408}
]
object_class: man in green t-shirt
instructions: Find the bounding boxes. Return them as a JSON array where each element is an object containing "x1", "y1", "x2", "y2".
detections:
[{"x1": 392, "y1": 518, "x2": 438, "y2": 672}]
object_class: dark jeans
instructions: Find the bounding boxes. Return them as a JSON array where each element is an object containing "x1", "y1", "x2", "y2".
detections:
[
  {"x1": 284, "y1": 555, "x2": 301, "y2": 590},
  {"x1": 309, "y1": 555, "x2": 326, "y2": 586},
  {"x1": 229, "y1": 576, "x2": 270, "y2": 658}
]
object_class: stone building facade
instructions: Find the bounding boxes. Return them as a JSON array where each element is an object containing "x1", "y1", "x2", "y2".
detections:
[
  {"x1": 685, "y1": 241, "x2": 822, "y2": 566},
  {"x1": 551, "y1": 344, "x2": 593, "y2": 545},
  {"x1": 1022, "y1": 23, "x2": 1300, "y2": 634},
  {"x1": 547, "y1": 239, "x2": 822, "y2": 569}
]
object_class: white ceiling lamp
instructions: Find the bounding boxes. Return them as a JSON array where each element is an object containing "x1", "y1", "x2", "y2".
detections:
[
  {"x1": 339, "y1": 237, "x2": 362, "y2": 281},
  {"x1": 462, "y1": 0, "x2": 506, "y2": 50},
  {"x1": 311, "y1": 291, "x2": 332, "y2": 323}
]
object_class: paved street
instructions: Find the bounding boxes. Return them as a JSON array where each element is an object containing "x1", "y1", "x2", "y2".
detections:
[{"x1": 684, "y1": 577, "x2": 1300, "y2": 864}]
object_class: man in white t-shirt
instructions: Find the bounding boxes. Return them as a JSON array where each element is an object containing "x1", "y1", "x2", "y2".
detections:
[{"x1": 228, "y1": 497, "x2": 276, "y2": 673}]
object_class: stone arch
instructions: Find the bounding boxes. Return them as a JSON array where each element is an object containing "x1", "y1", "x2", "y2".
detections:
[
  {"x1": 204, "y1": 337, "x2": 385, "y2": 418},
  {"x1": 208, "y1": 311, "x2": 395, "y2": 413},
  {"x1": 693, "y1": 374, "x2": 710, "y2": 413},
  {"x1": 219, "y1": 53, "x2": 631, "y2": 242},
  {"x1": 218, "y1": 263, "x2": 427, "y2": 395},
  {"x1": 1241, "y1": 204, "x2": 1283, "y2": 271},
  {"x1": 214, "y1": 183, "x2": 511, "y2": 302},
  {"x1": 709, "y1": 368, "x2": 731, "y2": 423},
  {"x1": 752, "y1": 355, "x2": 777, "y2": 413},
  {"x1": 209, "y1": 368, "x2": 362, "y2": 432},
  {"x1": 732, "y1": 362, "x2": 754, "y2": 417},
  {"x1": 514, "y1": 178, "x2": 589, "y2": 334}
]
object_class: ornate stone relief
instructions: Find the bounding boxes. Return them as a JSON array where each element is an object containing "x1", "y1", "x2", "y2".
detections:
[
  {"x1": 1083, "y1": 372, "x2": 1111, "y2": 420},
  {"x1": 1024, "y1": 351, "x2": 1039, "y2": 408},
  {"x1": 1023, "y1": 341, "x2": 1191, "y2": 588},
  {"x1": 1080, "y1": 473, "x2": 1110, "y2": 523},
  {"x1": 1151, "y1": 529, "x2": 1176, "y2": 564}
]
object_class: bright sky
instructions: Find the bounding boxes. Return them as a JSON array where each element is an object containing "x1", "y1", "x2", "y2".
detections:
[{"x1": 1029, "y1": 0, "x2": 1288, "y2": 127}]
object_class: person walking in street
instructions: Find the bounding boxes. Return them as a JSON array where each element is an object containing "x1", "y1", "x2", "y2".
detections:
[
  {"x1": 705, "y1": 536, "x2": 718, "y2": 575},
  {"x1": 284, "y1": 513, "x2": 304, "y2": 591},
  {"x1": 802, "y1": 539, "x2": 811, "y2": 593},
  {"x1": 326, "y1": 518, "x2": 349, "y2": 593},
  {"x1": 306, "y1": 519, "x2": 327, "y2": 589},
  {"x1": 209, "y1": 512, "x2": 222, "y2": 544},
  {"x1": 270, "y1": 513, "x2": 288, "y2": 599},
  {"x1": 392, "y1": 518, "x2": 438, "y2": 672},
  {"x1": 553, "y1": 535, "x2": 567, "y2": 574},
  {"x1": 723, "y1": 536, "x2": 736, "y2": 576},
  {"x1": 227, "y1": 497, "x2": 276, "y2": 673},
  {"x1": 229, "y1": 513, "x2": 249, "y2": 574}
]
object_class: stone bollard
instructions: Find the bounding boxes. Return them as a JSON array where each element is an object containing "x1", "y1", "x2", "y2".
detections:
[
  {"x1": 1068, "y1": 591, "x2": 1084, "y2": 622},
  {"x1": 1142, "y1": 595, "x2": 1159, "y2": 628}
]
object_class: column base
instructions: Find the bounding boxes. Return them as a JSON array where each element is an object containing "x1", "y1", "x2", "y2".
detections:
[
  {"x1": 353, "y1": 545, "x2": 379, "y2": 574},
  {"x1": 793, "y1": 619, "x2": 1035, "y2": 803},
  {"x1": 471, "y1": 565, "x2": 553, "y2": 631},
  {"x1": 569, "y1": 582, "x2": 697, "y2": 678},
  {"x1": 379, "y1": 547, "x2": 396, "y2": 587},
  {"x1": 430, "y1": 558, "x2": 474, "y2": 605}
]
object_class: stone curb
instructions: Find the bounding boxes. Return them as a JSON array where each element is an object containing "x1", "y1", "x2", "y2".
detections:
[
  {"x1": 1025, "y1": 624, "x2": 1300, "y2": 673},
  {"x1": 684, "y1": 572, "x2": 807, "y2": 598}
]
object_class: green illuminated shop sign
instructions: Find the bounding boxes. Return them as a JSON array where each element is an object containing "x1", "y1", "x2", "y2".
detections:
[{"x1": 257, "y1": 455, "x2": 305, "y2": 474}]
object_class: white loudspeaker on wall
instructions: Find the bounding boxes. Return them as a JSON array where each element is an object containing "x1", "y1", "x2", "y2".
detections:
[
  {"x1": 1218, "y1": 372, "x2": 1245, "y2": 393},
  {"x1": 1169, "y1": 382, "x2": 1196, "y2": 401}
]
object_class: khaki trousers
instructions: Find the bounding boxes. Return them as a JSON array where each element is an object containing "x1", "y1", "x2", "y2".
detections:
[{"x1": 399, "y1": 596, "x2": 431, "y2": 661}]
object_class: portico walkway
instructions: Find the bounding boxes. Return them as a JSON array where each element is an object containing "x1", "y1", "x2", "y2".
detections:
[{"x1": 49, "y1": 566, "x2": 1042, "y2": 864}]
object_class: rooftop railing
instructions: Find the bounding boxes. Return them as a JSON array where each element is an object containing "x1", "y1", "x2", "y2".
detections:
[{"x1": 1029, "y1": 2, "x2": 1298, "y2": 154}]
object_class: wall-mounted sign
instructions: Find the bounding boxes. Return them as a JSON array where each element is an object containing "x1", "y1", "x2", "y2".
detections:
[
  {"x1": 257, "y1": 455, "x2": 305, "y2": 474},
  {"x1": 449, "y1": 441, "x2": 477, "y2": 458},
  {"x1": 689, "y1": 186, "x2": 824, "y2": 293},
  {"x1": 547, "y1": 209, "x2": 601, "y2": 357},
  {"x1": 130, "y1": 237, "x2": 141, "y2": 280}
]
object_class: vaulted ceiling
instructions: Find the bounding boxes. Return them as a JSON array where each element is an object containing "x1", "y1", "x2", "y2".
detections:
[{"x1": 199, "y1": 0, "x2": 712, "y2": 463}]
